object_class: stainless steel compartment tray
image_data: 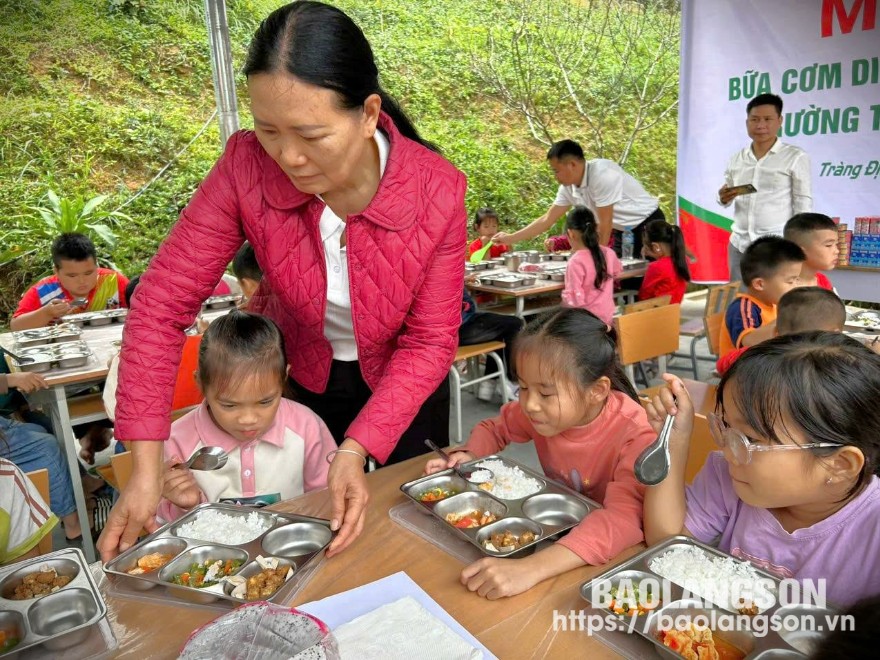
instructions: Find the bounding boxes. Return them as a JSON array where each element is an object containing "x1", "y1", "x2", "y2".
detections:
[
  {"x1": 63, "y1": 309, "x2": 128, "y2": 326},
  {"x1": 485, "y1": 275, "x2": 537, "y2": 288},
  {"x1": 13, "y1": 324, "x2": 82, "y2": 348},
  {"x1": 102, "y1": 503, "x2": 334, "y2": 607},
  {"x1": 579, "y1": 535, "x2": 832, "y2": 659},
  {"x1": 11, "y1": 341, "x2": 93, "y2": 373},
  {"x1": 400, "y1": 455, "x2": 601, "y2": 558},
  {"x1": 202, "y1": 294, "x2": 241, "y2": 309},
  {"x1": 0, "y1": 547, "x2": 108, "y2": 656}
]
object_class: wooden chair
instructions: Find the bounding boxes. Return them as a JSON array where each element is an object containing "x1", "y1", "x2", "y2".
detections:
[
  {"x1": 622, "y1": 295, "x2": 671, "y2": 315},
  {"x1": 674, "y1": 283, "x2": 740, "y2": 379},
  {"x1": 449, "y1": 341, "x2": 510, "y2": 444},
  {"x1": 25, "y1": 469, "x2": 53, "y2": 555},
  {"x1": 615, "y1": 304, "x2": 681, "y2": 387},
  {"x1": 110, "y1": 451, "x2": 134, "y2": 492},
  {"x1": 704, "y1": 311, "x2": 726, "y2": 366}
]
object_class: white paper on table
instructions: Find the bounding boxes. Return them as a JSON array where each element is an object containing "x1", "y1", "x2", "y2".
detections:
[
  {"x1": 298, "y1": 571, "x2": 496, "y2": 660},
  {"x1": 331, "y1": 596, "x2": 482, "y2": 659}
]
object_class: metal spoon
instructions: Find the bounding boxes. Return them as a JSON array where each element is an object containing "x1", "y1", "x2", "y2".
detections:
[
  {"x1": 634, "y1": 413, "x2": 675, "y2": 486},
  {"x1": 175, "y1": 446, "x2": 229, "y2": 471},
  {"x1": 3, "y1": 346, "x2": 28, "y2": 362},
  {"x1": 424, "y1": 439, "x2": 493, "y2": 484}
]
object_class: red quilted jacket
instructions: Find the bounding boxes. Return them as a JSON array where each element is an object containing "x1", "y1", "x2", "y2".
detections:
[{"x1": 116, "y1": 113, "x2": 467, "y2": 463}]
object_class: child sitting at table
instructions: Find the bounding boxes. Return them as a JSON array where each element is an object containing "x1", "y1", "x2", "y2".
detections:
[
  {"x1": 638, "y1": 219, "x2": 691, "y2": 304},
  {"x1": 1, "y1": 457, "x2": 58, "y2": 564},
  {"x1": 11, "y1": 233, "x2": 129, "y2": 330},
  {"x1": 157, "y1": 310, "x2": 336, "y2": 521},
  {"x1": 560, "y1": 206, "x2": 622, "y2": 325},
  {"x1": 644, "y1": 332, "x2": 880, "y2": 607},
  {"x1": 1, "y1": 372, "x2": 83, "y2": 542},
  {"x1": 425, "y1": 308, "x2": 655, "y2": 599},
  {"x1": 717, "y1": 286, "x2": 846, "y2": 375},
  {"x1": 232, "y1": 242, "x2": 263, "y2": 308},
  {"x1": 468, "y1": 207, "x2": 509, "y2": 261},
  {"x1": 718, "y1": 235, "x2": 804, "y2": 359},
  {"x1": 783, "y1": 212, "x2": 839, "y2": 290}
]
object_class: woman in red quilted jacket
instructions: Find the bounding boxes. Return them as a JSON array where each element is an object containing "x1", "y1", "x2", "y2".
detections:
[{"x1": 98, "y1": 1, "x2": 467, "y2": 561}]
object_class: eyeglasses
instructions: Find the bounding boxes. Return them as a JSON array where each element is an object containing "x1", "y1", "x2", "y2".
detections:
[{"x1": 707, "y1": 413, "x2": 841, "y2": 466}]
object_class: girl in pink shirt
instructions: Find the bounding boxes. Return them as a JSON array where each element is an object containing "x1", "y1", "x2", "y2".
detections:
[
  {"x1": 425, "y1": 308, "x2": 655, "y2": 599},
  {"x1": 158, "y1": 311, "x2": 336, "y2": 521},
  {"x1": 645, "y1": 333, "x2": 880, "y2": 607},
  {"x1": 561, "y1": 206, "x2": 622, "y2": 325}
]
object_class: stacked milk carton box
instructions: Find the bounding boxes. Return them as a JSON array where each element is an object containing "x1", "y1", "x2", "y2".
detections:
[{"x1": 849, "y1": 217, "x2": 880, "y2": 268}]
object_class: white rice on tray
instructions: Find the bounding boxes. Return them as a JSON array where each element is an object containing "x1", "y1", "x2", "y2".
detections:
[
  {"x1": 475, "y1": 459, "x2": 542, "y2": 499},
  {"x1": 648, "y1": 545, "x2": 777, "y2": 613},
  {"x1": 176, "y1": 510, "x2": 271, "y2": 545}
]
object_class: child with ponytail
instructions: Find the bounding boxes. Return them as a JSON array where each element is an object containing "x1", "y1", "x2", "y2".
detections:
[
  {"x1": 639, "y1": 219, "x2": 691, "y2": 303},
  {"x1": 426, "y1": 308, "x2": 655, "y2": 598},
  {"x1": 560, "y1": 206, "x2": 622, "y2": 325}
]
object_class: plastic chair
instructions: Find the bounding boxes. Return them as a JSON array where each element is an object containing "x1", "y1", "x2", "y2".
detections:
[
  {"x1": 25, "y1": 469, "x2": 53, "y2": 555},
  {"x1": 674, "y1": 283, "x2": 739, "y2": 379},
  {"x1": 615, "y1": 304, "x2": 681, "y2": 387},
  {"x1": 449, "y1": 341, "x2": 510, "y2": 444}
]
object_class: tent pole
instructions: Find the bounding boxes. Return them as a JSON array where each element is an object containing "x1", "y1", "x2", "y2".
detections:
[{"x1": 204, "y1": 0, "x2": 239, "y2": 146}]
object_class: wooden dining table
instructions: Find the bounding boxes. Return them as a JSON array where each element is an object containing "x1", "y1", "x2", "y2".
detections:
[{"x1": 96, "y1": 453, "x2": 642, "y2": 658}]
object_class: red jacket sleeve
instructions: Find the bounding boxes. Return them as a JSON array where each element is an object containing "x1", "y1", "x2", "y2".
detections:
[
  {"x1": 115, "y1": 134, "x2": 247, "y2": 441},
  {"x1": 556, "y1": 421, "x2": 652, "y2": 565},
  {"x1": 344, "y1": 170, "x2": 467, "y2": 462}
]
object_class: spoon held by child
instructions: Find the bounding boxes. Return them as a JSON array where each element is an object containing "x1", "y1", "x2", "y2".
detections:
[
  {"x1": 174, "y1": 446, "x2": 229, "y2": 471},
  {"x1": 634, "y1": 413, "x2": 675, "y2": 486},
  {"x1": 424, "y1": 439, "x2": 493, "y2": 485}
]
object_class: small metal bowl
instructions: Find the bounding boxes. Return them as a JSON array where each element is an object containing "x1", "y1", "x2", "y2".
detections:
[
  {"x1": 27, "y1": 588, "x2": 99, "y2": 650},
  {"x1": 261, "y1": 523, "x2": 332, "y2": 558}
]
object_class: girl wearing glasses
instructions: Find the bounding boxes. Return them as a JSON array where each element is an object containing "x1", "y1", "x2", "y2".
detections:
[{"x1": 644, "y1": 332, "x2": 880, "y2": 607}]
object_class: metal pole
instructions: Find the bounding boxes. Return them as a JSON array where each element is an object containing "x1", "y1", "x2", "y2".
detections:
[{"x1": 204, "y1": 0, "x2": 239, "y2": 146}]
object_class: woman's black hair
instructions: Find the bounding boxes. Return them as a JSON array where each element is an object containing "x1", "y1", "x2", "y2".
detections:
[
  {"x1": 472, "y1": 207, "x2": 498, "y2": 232},
  {"x1": 718, "y1": 331, "x2": 880, "y2": 500},
  {"x1": 197, "y1": 310, "x2": 288, "y2": 395},
  {"x1": 514, "y1": 307, "x2": 639, "y2": 403},
  {"x1": 642, "y1": 219, "x2": 691, "y2": 282},
  {"x1": 243, "y1": 1, "x2": 437, "y2": 152},
  {"x1": 566, "y1": 206, "x2": 607, "y2": 289}
]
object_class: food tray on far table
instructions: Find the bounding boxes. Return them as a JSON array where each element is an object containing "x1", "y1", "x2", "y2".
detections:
[
  {"x1": 201, "y1": 294, "x2": 241, "y2": 310},
  {"x1": 845, "y1": 310, "x2": 880, "y2": 333},
  {"x1": 464, "y1": 261, "x2": 493, "y2": 272},
  {"x1": 0, "y1": 548, "x2": 110, "y2": 657},
  {"x1": 9, "y1": 341, "x2": 93, "y2": 373},
  {"x1": 620, "y1": 258, "x2": 648, "y2": 270},
  {"x1": 62, "y1": 309, "x2": 127, "y2": 327},
  {"x1": 12, "y1": 324, "x2": 81, "y2": 349},
  {"x1": 481, "y1": 273, "x2": 538, "y2": 288},
  {"x1": 400, "y1": 455, "x2": 601, "y2": 558},
  {"x1": 580, "y1": 535, "x2": 837, "y2": 659},
  {"x1": 103, "y1": 503, "x2": 334, "y2": 607}
]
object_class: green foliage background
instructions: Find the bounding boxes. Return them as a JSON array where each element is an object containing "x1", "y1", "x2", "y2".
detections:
[{"x1": 0, "y1": 0, "x2": 678, "y2": 325}]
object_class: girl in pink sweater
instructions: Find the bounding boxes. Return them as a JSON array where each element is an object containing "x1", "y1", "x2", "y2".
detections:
[
  {"x1": 560, "y1": 206, "x2": 622, "y2": 325},
  {"x1": 158, "y1": 311, "x2": 335, "y2": 521},
  {"x1": 425, "y1": 308, "x2": 655, "y2": 599}
]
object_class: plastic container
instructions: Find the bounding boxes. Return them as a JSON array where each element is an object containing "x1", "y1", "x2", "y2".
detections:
[{"x1": 622, "y1": 230, "x2": 635, "y2": 260}]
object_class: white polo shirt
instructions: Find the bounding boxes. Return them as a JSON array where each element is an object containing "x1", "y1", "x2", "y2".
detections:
[
  {"x1": 553, "y1": 158, "x2": 658, "y2": 230},
  {"x1": 722, "y1": 139, "x2": 812, "y2": 253},
  {"x1": 318, "y1": 130, "x2": 390, "y2": 361}
]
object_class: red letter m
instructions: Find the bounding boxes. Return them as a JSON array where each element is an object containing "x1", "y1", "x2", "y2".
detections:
[{"x1": 822, "y1": 0, "x2": 877, "y2": 37}]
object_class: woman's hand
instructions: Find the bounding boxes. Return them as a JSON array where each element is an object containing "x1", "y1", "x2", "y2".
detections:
[
  {"x1": 460, "y1": 557, "x2": 541, "y2": 600},
  {"x1": 6, "y1": 372, "x2": 49, "y2": 393},
  {"x1": 162, "y1": 460, "x2": 203, "y2": 511},
  {"x1": 325, "y1": 438, "x2": 370, "y2": 558},
  {"x1": 491, "y1": 231, "x2": 514, "y2": 247},
  {"x1": 424, "y1": 449, "x2": 474, "y2": 476},
  {"x1": 97, "y1": 442, "x2": 164, "y2": 561},
  {"x1": 645, "y1": 374, "x2": 695, "y2": 451}
]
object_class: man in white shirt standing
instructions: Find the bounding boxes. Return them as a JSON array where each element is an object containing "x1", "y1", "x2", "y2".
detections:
[
  {"x1": 720, "y1": 93, "x2": 812, "y2": 281},
  {"x1": 492, "y1": 139, "x2": 663, "y2": 258}
]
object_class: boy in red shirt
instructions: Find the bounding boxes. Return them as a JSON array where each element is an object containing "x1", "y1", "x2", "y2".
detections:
[
  {"x1": 783, "y1": 212, "x2": 839, "y2": 290},
  {"x1": 719, "y1": 236, "x2": 804, "y2": 359},
  {"x1": 467, "y1": 208, "x2": 509, "y2": 261},
  {"x1": 11, "y1": 233, "x2": 128, "y2": 330}
]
